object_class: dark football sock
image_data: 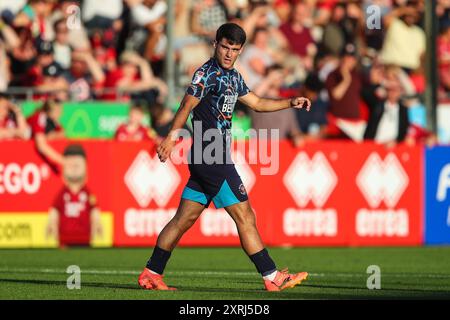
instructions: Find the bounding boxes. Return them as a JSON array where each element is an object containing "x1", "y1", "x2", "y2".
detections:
[
  {"x1": 146, "y1": 246, "x2": 172, "y2": 275},
  {"x1": 249, "y1": 248, "x2": 277, "y2": 276}
]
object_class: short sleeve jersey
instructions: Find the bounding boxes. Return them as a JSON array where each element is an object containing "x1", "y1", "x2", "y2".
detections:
[
  {"x1": 52, "y1": 186, "x2": 97, "y2": 245},
  {"x1": 186, "y1": 58, "x2": 250, "y2": 160}
]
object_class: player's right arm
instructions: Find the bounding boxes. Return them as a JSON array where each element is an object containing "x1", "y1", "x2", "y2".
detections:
[{"x1": 157, "y1": 94, "x2": 200, "y2": 162}]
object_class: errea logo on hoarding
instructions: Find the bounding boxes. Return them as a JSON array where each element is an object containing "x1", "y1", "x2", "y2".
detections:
[
  {"x1": 124, "y1": 151, "x2": 180, "y2": 208},
  {"x1": 356, "y1": 153, "x2": 409, "y2": 208},
  {"x1": 282, "y1": 152, "x2": 338, "y2": 237},
  {"x1": 283, "y1": 152, "x2": 337, "y2": 208},
  {"x1": 355, "y1": 153, "x2": 410, "y2": 237}
]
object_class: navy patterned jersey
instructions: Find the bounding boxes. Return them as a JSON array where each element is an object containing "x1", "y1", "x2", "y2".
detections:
[{"x1": 186, "y1": 58, "x2": 250, "y2": 163}]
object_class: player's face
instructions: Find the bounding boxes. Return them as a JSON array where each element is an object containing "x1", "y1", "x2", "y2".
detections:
[
  {"x1": 63, "y1": 155, "x2": 87, "y2": 184},
  {"x1": 214, "y1": 38, "x2": 243, "y2": 70}
]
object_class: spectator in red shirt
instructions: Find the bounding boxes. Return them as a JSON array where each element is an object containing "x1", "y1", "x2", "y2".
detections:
[
  {"x1": 115, "y1": 101, "x2": 157, "y2": 142},
  {"x1": 0, "y1": 93, "x2": 28, "y2": 140},
  {"x1": 25, "y1": 40, "x2": 64, "y2": 89},
  {"x1": 27, "y1": 99, "x2": 65, "y2": 166},
  {"x1": 25, "y1": 41, "x2": 69, "y2": 101},
  {"x1": 325, "y1": 43, "x2": 362, "y2": 137},
  {"x1": 64, "y1": 50, "x2": 105, "y2": 101},
  {"x1": 438, "y1": 24, "x2": 450, "y2": 92},
  {"x1": 102, "y1": 51, "x2": 167, "y2": 103},
  {"x1": 34, "y1": 61, "x2": 69, "y2": 101},
  {"x1": 279, "y1": 1, "x2": 316, "y2": 70},
  {"x1": 46, "y1": 144, "x2": 103, "y2": 247}
]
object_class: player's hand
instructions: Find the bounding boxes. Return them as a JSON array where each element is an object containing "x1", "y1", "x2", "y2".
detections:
[
  {"x1": 157, "y1": 135, "x2": 176, "y2": 163},
  {"x1": 290, "y1": 97, "x2": 311, "y2": 111}
]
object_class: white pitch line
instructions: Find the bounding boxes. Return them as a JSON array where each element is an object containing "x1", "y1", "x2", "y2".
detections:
[{"x1": 1, "y1": 267, "x2": 450, "y2": 279}]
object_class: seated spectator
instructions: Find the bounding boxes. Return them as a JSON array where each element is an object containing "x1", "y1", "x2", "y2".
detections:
[
  {"x1": 115, "y1": 101, "x2": 157, "y2": 141},
  {"x1": 0, "y1": 0, "x2": 26, "y2": 24},
  {"x1": 321, "y1": 2, "x2": 365, "y2": 56},
  {"x1": 313, "y1": 0, "x2": 339, "y2": 26},
  {"x1": 295, "y1": 73, "x2": 328, "y2": 140},
  {"x1": 0, "y1": 18, "x2": 21, "y2": 88},
  {"x1": 89, "y1": 25, "x2": 118, "y2": 75},
  {"x1": 363, "y1": 80, "x2": 410, "y2": 147},
  {"x1": 438, "y1": 23, "x2": 450, "y2": 92},
  {"x1": 325, "y1": 43, "x2": 362, "y2": 137},
  {"x1": 249, "y1": 65, "x2": 303, "y2": 147},
  {"x1": 24, "y1": 40, "x2": 62, "y2": 88},
  {"x1": 102, "y1": 51, "x2": 167, "y2": 103},
  {"x1": 0, "y1": 93, "x2": 28, "y2": 140},
  {"x1": 36, "y1": 61, "x2": 69, "y2": 101},
  {"x1": 239, "y1": 27, "x2": 274, "y2": 90},
  {"x1": 149, "y1": 102, "x2": 189, "y2": 138},
  {"x1": 0, "y1": 17, "x2": 21, "y2": 90},
  {"x1": 64, "y1": 50, "x2": 105, "y2": 101},
  {"x1": 124, "y1": 0, "x2": 168, "y2": 62},
  {"x1": 82, "y1": 0, "x2": 123, "y2": 31},
  {"x1": 27, "y1": 99, "x2": 65, "y2": 166},
  {"x1": 279, "y1": 1, "x2": 316, "y2": 71},
  {"x1": 46, "y1": 144, "x2": 103, "y2": 248},
  {"x1": 0, "y1": 14, "x2": 20, "y2": 51},
  {"x1": 13, "y1": 0, "x2": 56, "y2": 41},
  {"x1": 191, "y1": 0, "x2": 228, "y2": 43},
  {"x1": 7, "y1": 27, "x2": 36, "y2": 87},
  {"x1": 50, "y1": 0, "x2": 91, "y2": 50},
  {"x1": 272, "y1": 0, "x2": 291, "y2": 25},
  {"x1": 362, "y1": 0, "x2": 392, "y2": 51},
  {"x1": 52, "y1": 18, "x2": 72, "y2": 70},
  {"x1": 405, "y1": 123, "x2": 438, "y2": 147}
]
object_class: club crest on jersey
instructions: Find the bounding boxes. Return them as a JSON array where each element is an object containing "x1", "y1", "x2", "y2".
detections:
[{"x1": 192, "y1": 71, "x2": 204, "y2": 85}]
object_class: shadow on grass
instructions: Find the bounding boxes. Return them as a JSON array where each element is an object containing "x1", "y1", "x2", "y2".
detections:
[
  {"x1": 1, "y1": 278, "x2": 450, "y2": 300},
  {"x1": 0, "y1": 278, "x2": 141, "y2": 291}
]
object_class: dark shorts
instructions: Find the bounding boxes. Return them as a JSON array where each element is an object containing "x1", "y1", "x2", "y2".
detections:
[{"x1": 181, "y1": 163, "x2": 249, "y2": 208}]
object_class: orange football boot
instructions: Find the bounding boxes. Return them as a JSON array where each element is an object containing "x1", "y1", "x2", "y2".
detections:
[
  {"x1": 264, "y1": 268, "x2": 308, "y2": 292},
  {"x1": 138, "y1": 268, "x2": 176, "y2": 291}
]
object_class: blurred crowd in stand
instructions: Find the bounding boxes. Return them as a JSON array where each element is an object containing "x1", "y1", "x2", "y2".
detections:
[{"x1": 1, "y1": 0, "x2": 449, "y2": 148}]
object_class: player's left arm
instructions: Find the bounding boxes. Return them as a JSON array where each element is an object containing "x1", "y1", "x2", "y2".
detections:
[{"x1": 238, "y1": 91, "x2": 311, "y2": 113}]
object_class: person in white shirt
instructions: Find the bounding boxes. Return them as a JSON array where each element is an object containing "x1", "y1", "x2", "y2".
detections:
[{"x1": 363, "y1": 80, "x2": 410, "y2": 147}]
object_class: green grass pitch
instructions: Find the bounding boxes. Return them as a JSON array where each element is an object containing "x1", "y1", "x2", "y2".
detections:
[{"x1": 1, "y1": 247, "x2": 450, "y2": 299}]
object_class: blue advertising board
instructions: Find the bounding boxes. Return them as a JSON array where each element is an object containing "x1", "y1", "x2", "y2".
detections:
[{"x1": 425, "y1": 146, "x2": 450, "y2": 244}]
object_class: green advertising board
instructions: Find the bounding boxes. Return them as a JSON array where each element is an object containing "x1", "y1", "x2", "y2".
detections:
[
  {"x1": 21, "y1": 101, "x2": 252, "y2": 139},
  {"x1": 21, "y1": 101, "x2": 149, "y2": 139}
]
